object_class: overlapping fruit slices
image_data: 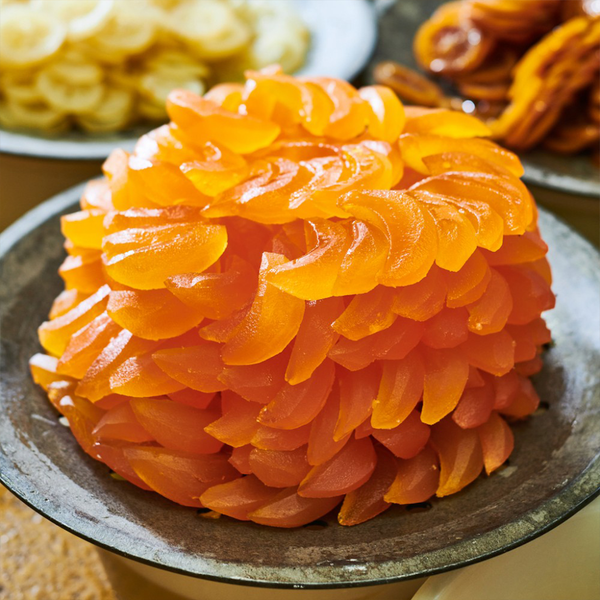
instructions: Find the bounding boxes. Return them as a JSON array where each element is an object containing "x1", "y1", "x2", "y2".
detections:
[{"x1": 31, "y1": 66, "x2": 555, "y2": 528}]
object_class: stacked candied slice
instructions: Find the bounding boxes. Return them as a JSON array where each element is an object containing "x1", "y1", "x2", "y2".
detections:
[{"x1": 30, "y1": 67, "x2": 555, "y2": 528}]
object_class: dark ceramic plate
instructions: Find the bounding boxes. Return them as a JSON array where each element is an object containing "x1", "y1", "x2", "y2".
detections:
[
  {"x1": 369, "y1": 0, "x2": 600, "y2": 198},
  {"x1": 0, "y1": 184, "x2": 599, "y2": 589}
]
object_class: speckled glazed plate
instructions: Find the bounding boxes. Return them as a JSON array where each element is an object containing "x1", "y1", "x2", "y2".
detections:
[
  {"x1": 369, "y1": 0, "x2": 600, "y2": 198},
  {"x1": 0, "y1": 185, "x2": 599, "y2": 589},
  {"x1": 0, "y1": 0, "x2": 376, "y2": 162}
]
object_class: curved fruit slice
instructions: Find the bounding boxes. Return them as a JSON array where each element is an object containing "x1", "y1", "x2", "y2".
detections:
[
  {"x1": 392, "y1": 264, "x2": 447, "y2": 321},
  {"x1": 251, "y1": 423, "x2": 312, "y2": 452},
  {"x1": 286, "y1": 297, "x2": 344, "y2": 385},
  {"x1": 338, "y1": 444, "x2": 397, "y2": 526},
  {"x1": 499, "y1": 376, "x2": 540, "y2": 419},
  {"x1": 492, "y1": 369, "x2": 521, "y2": 411},
  {"x1": 229, "y1": 445, "x2": 253, "y2": 475},
  {"x1": 462, "y1": 331, "x2": 515, "y2": 376},
  {"x1": 403, "y1": 107, "x2": 491, "y2": 138},
  {"x1": 93, "y1": 443, "x2": 152, "y2": 491},
  {"x1": 421, "y1": 346, "x2": 469, "y2": 425},
  {"x1": 130, "y1": 397, "x2": 222, "y2": 454},
  {"x1": 372, "y1": 349, "x2": 424, "y2": 429},
  {"x1": 29, "y1": 354, "x2": 73, "y2": 392},
  {"x1": 59, "y1": 251, "x2": 106, "y2": 294},
  {"x1": 477, "y1": 411, "x2": 514, "y2": 474},
  {"x1": 384, "y1": 445, "x2": 439, "y2": 505},
  {"x1": 421, "y1": 307, "x2": 469, "y2": 349},
  {"x1": 152, "y1": 343, "x2": 225, "y2": 393},
  {"x1": 93, "y1": 402, "x2": 153, "y2": 443},
  {"x1": 248, "y1": 487, "x2": 342, "y2": 528},
  {"x1": 307, "y1": 384, "x2": 350, "y2": 466},
  {"x1": 125, "y1": 446, "x2": 237, "y2": 508},
  {"x1": 249, "y1": 446, "x2": 311, "y2": 488},
  {"x1": 466, "y1": 269, "x2": 512, "y2": 335},
  {"x1": 166, "y1": 255, "x2": 256, "y2": 320},
  {"x1": 445, "y1": 249, "x2": 491, "y2": 308},
  {"x1": 167, "y1": 388, "x2": 215, "y2": 410},
  {"x1": 258, "y1": 359, "x2": 335, "y2": 430},
  {"x1": 298, "y1": 436, "x2": 377, "y2": 498},
  {"x1": 222, "y1": 253, "x2": 305, "y2": 365},
  {"x1": 507, "y1": 318, "x2": 551, "y2": 363},
  {"x1": 204, "y1": 391, "x2": 261, "y2": 448},
  {"x1": 61, "y1": 210, "x2": 106, "y2": 250},
  {"x1": 107, "y1": 288, "x2": 204, "y2": 340},
  {"x1": 167, "y1": 89, "x2": 280, "y2": 154},
  {"x1": 452, "y1": 378, "x2": 495, "y2": 429},
  {"x1": 358, "y1": 85, "x2": 406, "y2": 143},
  {"x1": 335, "y1": 363, "x2": 380, "y2": 441},
  {"x1": 373, "y1": 410, "x2": 430, "y2": 459},
  {"x1": 201, "y1": 475, "x2": 278, "y2": 520},
  {"x1": 484, "y1": 229, "x2": 548, "y2": 266},
  {"x1": 430, "y1": 417, "x2": 484, "y2": 497},
  {"x1": 49, "y1": 289, "x2": 89, "y2": 320}
]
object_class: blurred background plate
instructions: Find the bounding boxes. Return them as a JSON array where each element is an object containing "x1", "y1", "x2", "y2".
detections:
[
  {"x1": 0, "y1": 184, "x2": 599, "y2": 589},
  {"x1": 0, "y1": 0, "x2": 376, "y2": 161},
  {"x1": 368, "y1": 0, "x2": 600, "y2": 199}
]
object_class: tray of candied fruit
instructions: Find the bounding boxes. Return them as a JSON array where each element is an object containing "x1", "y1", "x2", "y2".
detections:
[{"x1": 0, "y1": 68, "x2": 599, "y2": 588}]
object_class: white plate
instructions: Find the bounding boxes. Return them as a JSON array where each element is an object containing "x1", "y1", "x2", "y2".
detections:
[{"x1": 0, "y1": 0, "x2": 377, "y2": 161}]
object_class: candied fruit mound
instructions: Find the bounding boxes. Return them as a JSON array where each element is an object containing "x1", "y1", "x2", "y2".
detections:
[{"x1": 31, "y1": 67, "x2": 555, "y2": 528}]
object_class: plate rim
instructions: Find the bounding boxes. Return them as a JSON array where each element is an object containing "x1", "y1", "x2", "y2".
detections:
[{"x1": 0, "y1": 183, "x2": 599, "y2": 589}]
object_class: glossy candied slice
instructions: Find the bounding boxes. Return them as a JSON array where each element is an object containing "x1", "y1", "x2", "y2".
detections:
[
  {"x1": 102, "y1": 220, "x2": 227, "y2": 291},
  {"x1": 372, "y1": 350, "x2": 424, "y2": 429},
  {"x1": 56, "y1": 393, "x2": 105, "y2": 457},
  {"x1": 307, "y1": 384, "x2": 350, "y2": 466},
  {"x1": 466, "y1": 269, "x2": 512, "y2": 335},
  {"x1": 334, "y1": 363, "x2": 380, "y2": 442},
  {"x1": 483, "y1": 229, "x2": 548, "y2": 266},
  {"x1": 168, "y1": 388, "x2": 215, "y2": 410},
  {"x1": 92, "y1": 402, "x2": 154, "y2": 443},
  {"x1": 249, "y1": 446, "x2": 311, "y2": 488},
  {"x1": 496, "y1": 265, "x2": 555, "y2": 325},
  {"x1": 258, "y1": 359, "x2": 335, "y2": 430},
  {"x1": 374, "y1": 61, "x2": 447, "y2": 107},
  {"x1": 477, "y1": 411, "x2": 514, "y2": 475},
  {"x1": 492, "y1": 369, "x2": 520, "y2": 410},
  {"x1": 80, "y1": 178, "x2": 113, "y2": 212},
  {"x1": 384, "y1": 445, "x2": 440, "y2": 505},
  {"x1": 49, "y1": 289, "x2": 89, "y2": 319},
  {"x1": 130, "y1": 397, "x2": 222, "y2": 454},
  {"x1": 421, "y1": 200, "x2": 478, "y2": 271},
  {"x1": 152, "y1": 343, "x2": 226, "y2": 393},
  {"x1": 124, "y1": 155, "x2": 207, "y2": 208},
  {"x1": 515, "y1": 356, "x2": 543, "y2": 377},
  {"x1": 93, "y1": 443, "x2": 152, "y2": 490},
  {"x1": 358, "y1": 85, "x2": 406, "y2": 143},
  {"x1": 421, "y1": 307, "x2": 469, "y2": 349},
  {"x1": 57, "y1": 311, "x2": 121, "y2": 378},
  {"x1": 499, "y1": 376, "x2": 540, "y2": 419},
  {"x1": 201, "y1": 475, "x2": 279, "y2": 520},
  {"x1": 229, "y1": 445, "x2": 253, "y2": 475},
  {"x1": 30, "y1": 353, "x2": 74, "y2": 391},
  {"x1": 167, "y1": 89, "x2": 280, "y2": 154},
  {"x1": 198, "y1": 305, "x2": 251, "y2": 343},
  {"x1": 403, "y1": 106, "x2": 491, "y2": 138},
  {"x1": 332, "y1": 220, "x2": 389, "y2": 296},
  {"x1": 248, "y1": 487, "x2": 342, "y2": 528},
  {"x1": 414, "y1": 2, "x2": 494, "y2": 75},
  {"x1": 124, "y1": 446, "x2": 238, "y2": 508},
  {"x1": 421, "y1": 151, "x2": 513, "y2": 177},
  {"x1": 462, "y1": 330, "x2": 515, "y2": 376},
  {"x1": 399, "y1": 134, "x2": 523, "y2": 178},
  {"x1": 341, "y1": 190, "x2": 438, "y2": 288},
  {"x1": 266, "y1": 219, "x2": 350, "y2": 300},
  {"x1": 204, "y1": 391, "x2": 261, "y2": 448},
  {"x1": 107, "y1": 288, "x2": 204, "y2": 341},
  {"x1": 166, "y1": 255, "x2": 256, "y2": 320},
  {"x1": 286, "y1": 297, "x2": 344, "y2": 385},
  {"x1": 392, "y1": 264, "x2": 447, "y2": 321},
  {"x1": 421, "y1": 346, "x2": 469, "y2": 425},
  {"x1": 466, "y1": 365, "x2": 486, "y2": 389},
  {"x1": 445, "y1": 249, "x2": 491, "y2": 308},
  {"x1": 307, "y1": 77, "x2": 370, "y2": 140},
  {"x1": 218, "y1": 350, "x2": 288, "y2": 404},
  {"x1": 333, "y1": 286, "x2": 396, "y2": 341},
  {"x1": 222, "y1": 253, "x2": 305, "y2": 365},
  {"x1": 329, "y1": 316, "x2": 424, "y2": 372},
  {"x1": 298, "y1": 436, "x2": 377, "y2": 498},
  {"x1": 507, "y1": 318, "x2": 551, "y2": 363},
  {"x1": 373, "y1": 410, "x2": 430, "y2": 459},
  {"x1": 204, "y1": 83, "x2": 244, "y2": 111},
  {"x1": 452, "y1": 377, "x2": 495, "y2": 429},
  {"x1": 59, "y1": 252, "x2": 106, "y2": 294},
  {"x1": 181, "y1": 148, "x2": 249, "y2": 197},
  {"x1": 61, "y1": 210, "x2": 106, "y2": 250},
  {"x1": 338, "y1": 444, "x2": 398, "y2": 526},
  {"x1": 134, "y1": 124, "x2": 202, "y2": 165},
  {"x1": 429, "y1": 417, "x2": 484, "y2": 497},
  {"x1": 251, "y1": 422, "x2": 312, "y2": 452},
  {"x1": 103, "y1": 205, "x2": 201, "y2": 233},
  {"x1": 38, "y1": 284, "x2": 110, "y2": 356}
]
